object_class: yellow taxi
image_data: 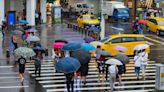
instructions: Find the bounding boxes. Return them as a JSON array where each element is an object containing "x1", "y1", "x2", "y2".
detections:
[
  {"x1": 100, "y1": 34, "x2": 150, "y2": 56},
  {"x1": 77, "y1": 14, "x2": 100, "y2": 28},
  {"x1": 146, "y1": 17, "x2": 164, "y2": 35}
]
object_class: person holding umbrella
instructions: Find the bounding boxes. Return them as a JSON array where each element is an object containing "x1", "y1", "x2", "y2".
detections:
[
  {"x1": 133, "y1": 44, "x2": 149, "y2": 80},
  {"x1": 17, "y1": 56, "x2": 26, "y2": 85},
  {"x1": 95, "y1": 45, "x2": 104, "y2": 82},
  {"x1": 34, "y1": 52, "x2": 42, "y2": 77},
  {"x1": 65, "y1": 72, "x2": 74, "y2": 92},
  {"x1": 138, "y1": 49, "x2": 148, "y2": 80},
  {"x1": 134, "y1": 51, "x2": 142, "y2": 80},
  {"x1": 55, "y1": 57, "x2": 81, "y2": 92},
  {"x1": 70, "y1": 49, "x2": 91, "y2": 85},
  {"x1": 106, "y1": 58, "x2": 121, "y2": 92},
  {"x1": 114, "y1": 46, "x2": 129, "y2": 85},
  {"x1": 108, "y1": 64, "x2": 118, "y2": 91}
]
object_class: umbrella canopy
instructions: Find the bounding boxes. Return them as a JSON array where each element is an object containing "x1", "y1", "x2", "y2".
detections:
[
  {"x1": 14, "y1": 47, "x2": 36, "y2": 58},
  {"x1": 71, "y1": 49, "x2": 91, "y2": 65},
  {"x1": 90, "y1": 41, "x2": 103, "y2": 47},
  {"x1": 114, "y1": 45, "x2": 128, "y2": 51},
  {"x1": 13, "y1": 30, "x2": 23, "y2": 35},
  {"x1": 55, "y1": 39, "x2": 68, "y2": 43},
  {"x1": 19, "y1": 20, "x2": 28, "y2": 24},
  {"x1": 26, "y1": 35, "x2": 40, "y2": 42},
  {"x1": 105, "y1": 58, "x2": 123, "y2": 65},
  {"x1": 138, "y1": 20, "x2": 147, "y2": 24},
  {"x1": 81, "y1": 43, "x2": 96, "y2": 51},
  {"x1": 100, "y1": 50, "x2": 111, "y2": 57},
  {"x1": 62, "y1": 43, "x2": 81, "y2": 51},
  {"x1": 32, "y1": 46, "x2": 45, "y2": 53},
  {"x1": 88, "y1": 27, "x2": 101, "y2": 33},
  {"x1": 114, "y1": 53, "x2": 129, "y2": 64},
  {"x1": 84, "y1": 36, "x2": 95, "y2": 43},
  {"x1": 55, "y1": 57, "x2": 81, "y2": 73},
  {"x1": 27, "y1": 28, "x2": 37, "y2": 32},
  {"x1": 53, "y1": 42, "x2": 65, "y2": 48},
  {"x1": 133, "y1": 44, "x2": 149, "y2": 51}
]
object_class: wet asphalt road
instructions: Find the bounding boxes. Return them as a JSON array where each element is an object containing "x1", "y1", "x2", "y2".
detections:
[{"x1": 0, "y1": 18, "x2": 163, "y2": 92}]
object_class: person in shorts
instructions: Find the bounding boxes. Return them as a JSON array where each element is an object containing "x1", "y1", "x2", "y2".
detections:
[{"x1": 17, "y1": 56, "x2": 26, "y2": 85}]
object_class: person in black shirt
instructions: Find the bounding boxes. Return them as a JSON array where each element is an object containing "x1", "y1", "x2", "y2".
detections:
[
  {"x1": 65, "y1": 73, "x2": 74, "y2": 92},
  {"x1": 17, "y1": 56, "x2": 26, "y2": 85},
  {"x1": 34, "y1": 53, "x2": 41, "y2": 77}
]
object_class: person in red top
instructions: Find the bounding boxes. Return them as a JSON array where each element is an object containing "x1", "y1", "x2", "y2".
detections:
[
  {"x1": 25, "y1": 31, "x2": 28, "y2": 38},
  {"x1": 12, "y1": 34, "x2": 18, "y2": 50}
]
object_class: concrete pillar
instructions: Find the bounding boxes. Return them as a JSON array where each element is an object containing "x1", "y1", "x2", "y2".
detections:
[
  {"x1": 0, "y1": 0, "x2": 5, "y2": 25},
  {"x1": 26, "y1": 0, "x2": 36, "y2": 26},
  {"x1": 10, "y1": 0, "x2": 14, "y2": 11},
  {"x1": 41, "y1": 0, "x2": 47, "y2": 23}
]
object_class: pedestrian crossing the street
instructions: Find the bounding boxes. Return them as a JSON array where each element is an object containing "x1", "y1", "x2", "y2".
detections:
[{"x1": 25, "y1": 59, "x2": 156, "y2": 92}]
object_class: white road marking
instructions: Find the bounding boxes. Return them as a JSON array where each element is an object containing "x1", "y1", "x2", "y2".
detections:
[
  {"x1": 0, "y1": 85, "x2": 29, "y2": 89},
  {"x1": 145, "y1": 36, "x2": 164, "y2": 45},
  {"x1": 0, "y1": 66, "x2": 13, "y2": 68},
  {"x1": 47, "y1": 84, "x2": 155, "y2": 92},
  {"x1": 43, "y1": 80, "x2": 155, "y2": 88}
]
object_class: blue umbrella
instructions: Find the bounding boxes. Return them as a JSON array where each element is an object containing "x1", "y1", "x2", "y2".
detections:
[
  {"x1": 84, "y1": 36, "x2": 95, "y2": 43},
  {"x1": 62, "y1": 43, "x2": 81, "y2": 51},
  {"x1": 55, "y1": 57, "x2": 81, "y2": 73},
  {"x1": 13, "y1": 30, "x2": 23, "y2": 35},
  {"x1": 88, "y1": 27, "x2": 101, "y2": 32},
  {"x1": 19, "y1": 20, "x2": 28, "y2": 24},
  {"x1": 81, "y1": 43, "x2": 96, "y2": 51}
]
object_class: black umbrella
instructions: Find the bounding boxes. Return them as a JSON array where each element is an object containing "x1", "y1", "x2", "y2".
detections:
[
  {"x1": 32, "y1": 46, "x2": 45, "y2": 53},
  {"x1": 55, "y1": 39, "x2": 68, "y2": 44},
  {"x1": 100, "y1": 50, "x2": 111, "y2": 57},
  {"x1": 71, "y1": 49, "x2": 91, "y2": 65},
  {"x1": 114, "y1": 53, "x2": 129, "y2": 64}
]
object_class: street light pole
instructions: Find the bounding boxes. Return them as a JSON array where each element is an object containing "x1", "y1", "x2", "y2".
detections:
[{"x1": 100, "y1": 0, "x2": 105, "y2": 40}]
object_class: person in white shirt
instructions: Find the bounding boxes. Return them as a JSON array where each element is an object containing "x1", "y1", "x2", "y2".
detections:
[
  {"x1": 134, "y1": 51, "x2": 142, "y2": 80},
  {"x1": 139, "y1": 49, "x2": 148, "y2": 80},
  {"x1": 108, "y1": 64, "x2": 118, "y2": 91}
]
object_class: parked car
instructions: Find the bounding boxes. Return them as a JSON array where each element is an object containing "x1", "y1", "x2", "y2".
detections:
[
  {"x1": 100, "y1": 34, "x2": 150, "y2": 56},
  {"x1": 146, "y1": 17, "x2": 164, "y2": 36},
  {"x1": 77, "y1": 14, "x2": 100, "y2": 29}
]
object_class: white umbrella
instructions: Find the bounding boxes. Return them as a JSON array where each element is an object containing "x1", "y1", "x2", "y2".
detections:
[
  {"x1": 114, "y1": 45, "x2": 128, "y2": 51},
  {"x1": 133, "y1": 44, "x2": 149, "y2": 51},
  {"x1": 90, "y1": 41, "x2": 103, "y2": 47},
  {"x1": 26, "y1": 35, "x2": 40, "y2": 42},
  {"x1": 14, "y1": 47, "x2": 36, "y2": 58},
  {"x1": 105, "y1": 58, "x2": 123, "y2": 65}
]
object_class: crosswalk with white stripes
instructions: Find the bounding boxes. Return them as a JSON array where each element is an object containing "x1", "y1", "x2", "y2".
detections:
[{"x1": 25, "y1": 59, "x2": 157, "y2": 92}]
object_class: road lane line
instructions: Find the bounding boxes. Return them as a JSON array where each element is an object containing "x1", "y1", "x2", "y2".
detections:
[
  {"x1": 145, "y1": 36, "x2": 164, "y2": 45},
  {"x1": 0, "y1": 66, "x2": 13, "y2": 68},
  {"x1": 0, "y1": 85, "x2": 29, "y2": 89},
  {"x1": 47, "y1": 84, "x2": 155, "y2": 92},
  {"x1": 43, "y1": 80, "x2": 155, "y2": 88}
]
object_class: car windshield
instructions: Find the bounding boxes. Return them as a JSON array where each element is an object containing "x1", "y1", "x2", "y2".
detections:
[
  {"x1": 118, "y1": 9, "x2": 128, "y2": 14},
  {"x1": 158, "y1": 20, "x2": 164, "y2": 26},
  {"x1": 83, "y1": 16, "x2": 96, "y2": 20},
  {"x1": 100, "y1": 36, "x2": 110, "y2": 42}
]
